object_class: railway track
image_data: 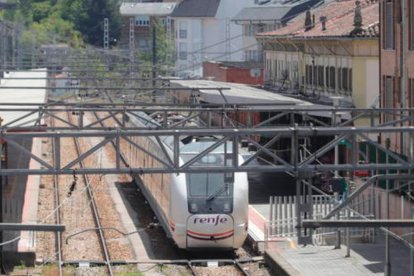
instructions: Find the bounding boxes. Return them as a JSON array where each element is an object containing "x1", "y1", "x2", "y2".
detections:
[
  {"x1": 50, "y1": 117, "x2": 63, "y2": 276},
  {"x1": 66, "y1": 109, "x2": 114, "y2": 275},
  {"x1": 46, "y1": 109, "x2": 114, "y2": 275},
  {"x1": 91, "y1": 110, "x2": 268, "y2": 276},
  {"x1": 30, "y1": 103, "x2": 271, "y2": 275}
]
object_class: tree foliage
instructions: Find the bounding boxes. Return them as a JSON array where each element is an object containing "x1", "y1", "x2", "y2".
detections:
[
  {"x1": 2, "y1": 0, "x2": 121, "y2": 47},
  {"x1": 60, "y1": 0, "x2": 121, "y2": 46},
  {"x1": 139, "y1": 19, "x2": 175, "y2": 75}
]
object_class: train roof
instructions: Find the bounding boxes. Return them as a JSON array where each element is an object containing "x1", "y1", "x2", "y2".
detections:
[
  {"x1": 181, "y1": 140, "x2": 234, "y2": 154},
  {"x1": 0, "y1": 70, "x2": 47, "y2": 126}
]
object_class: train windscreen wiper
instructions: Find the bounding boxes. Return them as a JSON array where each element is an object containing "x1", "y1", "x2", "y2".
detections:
[{"x1": 206, "y1": 183, "x2": 228, "y2": 201}]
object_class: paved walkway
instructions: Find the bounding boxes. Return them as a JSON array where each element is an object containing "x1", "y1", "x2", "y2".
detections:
[
  {"x1": 248, "y1": 201, "x2": 413, "y2": 276},
  {"x1": 266, "y1": 232, "x2": 413, "y2": 276}
]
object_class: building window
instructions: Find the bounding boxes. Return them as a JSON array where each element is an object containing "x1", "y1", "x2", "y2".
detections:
[
  {"x1": 244, "y1": 25, "x2": 255, "y2": 36},
  {"x1": 325, "y1": 66, "x2": 336, "y2": 89},
  {"x1": 384, "y1": 76, "x2": 394, "y2": 122},
  {"x1": 243, "y1": 24, "x2": 266, "y2": 37},
  {"x1": 409, "y1": 78, "x2": 414, "y2": 107},
  {"x1": 383, "y1": 1, "x2": 394, "y2": 50},
  {"x1": 245, "y1": 50, "x2": 259, "y2": 61},
  {"x1": 306, "y1": 65, "x2": 312, "y2": 85},
  {"x1": 178, "y1": 42, "x2": 187, "y2": 60},
  {"x1": 337, "y1": 68, "x2": 352, "y2": 94},
  {"x1": 317, "y1": 65, "x2": 324, "y2": 87},
  {"x1": 179, "y1": 21, "x2": 187, "y2": 39},
  {"x1": 305, "y1": 65, "x2": 319, "y2": 86},
  {"x1": 135, "y1": 16, "x2": 150, "y2": 26}
]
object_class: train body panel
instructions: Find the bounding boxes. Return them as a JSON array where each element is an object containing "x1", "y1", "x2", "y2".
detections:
[
  {"x1": 186, "y1": 214, "x2": 234, "y2": 248},
  {"x1": 124, "y1": 112, "x2": 249, "y2": 249}
]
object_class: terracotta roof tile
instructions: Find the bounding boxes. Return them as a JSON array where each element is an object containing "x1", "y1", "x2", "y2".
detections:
[{"x1": 257, "y1": 0, "x2": 379, "y2": 39}]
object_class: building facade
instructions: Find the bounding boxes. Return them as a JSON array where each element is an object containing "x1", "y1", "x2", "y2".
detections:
[
  {"x1": 380, "y1": 0, "x2": 414, "y2": 155},
  {"x1": 257, "y1": 0, "x2": 379, "y2": 113},
  {"x1": 232, "y1": 0, "x2": 323, "y2": 62},
  {"x1": 170, "y1": 0, "x2": 253, "y2": 78}
]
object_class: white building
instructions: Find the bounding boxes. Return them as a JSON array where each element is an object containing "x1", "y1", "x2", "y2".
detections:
[
  {"x1": 232, "y1": 0, "x2": 324, "y2": 62},
  {"x1": 170, "y1": 0, "x2": 254, "y2": 78}
]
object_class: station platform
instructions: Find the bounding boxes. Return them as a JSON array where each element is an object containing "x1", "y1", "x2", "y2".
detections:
[
  {"x1": 0, "y1": 70, "x2": 47, "y2": 264},
  {"x1": 248, "y1": 203, "x2": 413, "y2": 276}
]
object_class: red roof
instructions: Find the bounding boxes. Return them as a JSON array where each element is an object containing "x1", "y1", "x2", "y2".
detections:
[{"x1": 257, "y1": 0, "x2": 379, "y2": 39}]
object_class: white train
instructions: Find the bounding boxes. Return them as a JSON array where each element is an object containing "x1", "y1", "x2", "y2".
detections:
[{"x1": 122, "y1": 112, "x2": 249, "y2": 249}]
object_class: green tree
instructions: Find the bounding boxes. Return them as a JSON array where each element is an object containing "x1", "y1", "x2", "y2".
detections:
[
  {"x1": 139, "y1": 19, "x2": 175, "y2": 75},
  {"x1": 60, "y1": 0, "x2": 121, "y2": 47}
]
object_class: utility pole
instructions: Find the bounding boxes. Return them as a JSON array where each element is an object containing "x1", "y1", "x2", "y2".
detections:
[
  {"x1": 0, "y1": 117, "x2": 4, "y2": 274},
  {"x1": 152, "y1": 19, "x2": 157, "y2": 102},
  {"x1": 129, "y1": 17, "x2": 135, "y2": 74},
  {"x1": 166, "y1": 16, "x2": 172, "y2": 73},
  {"x1": 104, "y1": 18, "x2": 109, "y2": 50},
  {"x1": 225, "y1": 18, "x2": 231, "y2": 61},
  {"x1": 2, "y1": 23, "x2": 6, "y2": 73}
]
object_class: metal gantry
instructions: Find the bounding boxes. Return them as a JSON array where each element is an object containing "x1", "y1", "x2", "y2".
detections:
[
  {"x1": 1, "y1": 42, "x2": 414, "y2": 275},
  {"x1": 1, "y1": 103, "x2": 414, "y2": 175}
]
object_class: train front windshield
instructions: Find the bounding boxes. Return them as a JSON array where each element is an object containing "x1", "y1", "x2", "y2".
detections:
[
  {"x1": 183, "y1": 153, "x2": 234, "y2": 214},
  {"x1": 188, "y1": 173, "x2": 231, "y2": 198}
]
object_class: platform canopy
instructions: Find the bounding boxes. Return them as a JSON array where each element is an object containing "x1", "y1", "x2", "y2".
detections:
[
  {"x1": 0, "y1": 70, "x2": 47, "y2": 126},
  {"x1": 169, "y1": 79, "x2": 341, "y2": 119}
]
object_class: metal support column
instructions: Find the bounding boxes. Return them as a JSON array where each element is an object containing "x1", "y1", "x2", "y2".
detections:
[
  {"x1": 103, "y1": 18, "x2": 109, "y2": 50},
  {"x1": 0, "y1": 141, "x2": 3, "y2": 273},
  {"x1": 2, "y1": 24, "x2": 6, "y2": 73},
  {"x1": 129, "y1": 17, "x2": 135, "y2": 73},
  {"x1": 225, "y1": 18, "x2": 231, "y2": 61},
  {"x1": 166, "y1": 16, "x2": 173, "y2": 71},
  {"x1": 152, "y1": 20, "x2": 157, "y2": 102},
  {"x1": 334, "y1": 192, "x2": 341, "y2": 249},
  {"x1": 385, "y1": 137, "x2": 391, "y2": 276}
]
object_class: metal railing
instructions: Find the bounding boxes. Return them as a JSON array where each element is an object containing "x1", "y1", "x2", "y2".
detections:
[{"x1": 265, "y1": 193, "x2": 377, "y2": 246}]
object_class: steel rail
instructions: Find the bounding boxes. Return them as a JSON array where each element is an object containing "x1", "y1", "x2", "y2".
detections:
[
  {"x1": 50, "y1": 117, "x2": 63, "y2": 276},
  {"x1": 188, "y1": 259, "x2": 249, "y2": 276},
  {"x1": 93, "y1": 106, "x2": 250, "y2": 276},
  {"x1": 67, "y1": 110, "x2": 114, "y2": 276},
  {"x1": 47, "y1": 257, "x2": 263, "y2": 274}
]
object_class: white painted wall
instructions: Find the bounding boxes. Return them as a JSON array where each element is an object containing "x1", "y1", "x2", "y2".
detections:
[
  {"x1": 173, "y1": 0, "x2": 255, "y2": 77},
  {"x1": 365, "y1": 59, "x2": 380, "y2": 108}
]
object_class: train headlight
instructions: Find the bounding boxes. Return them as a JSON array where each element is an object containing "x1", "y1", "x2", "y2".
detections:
[{"x1": 190, "y1": 203, "x2": 198, "y2": 213}]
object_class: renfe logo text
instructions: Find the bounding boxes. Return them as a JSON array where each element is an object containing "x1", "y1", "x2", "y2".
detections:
[{"x1": 193, "y1": 215, "x2": 228, "y2": 226}]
